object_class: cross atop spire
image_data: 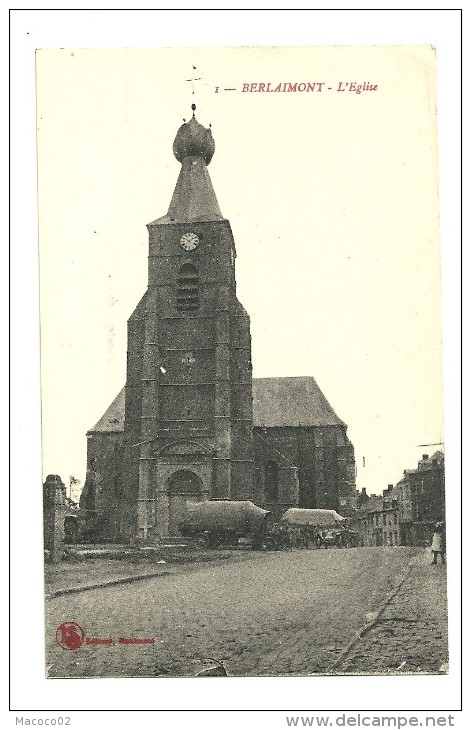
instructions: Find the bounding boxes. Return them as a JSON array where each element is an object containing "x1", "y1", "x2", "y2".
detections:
[{"x1": 185, "y1": 66, "x2": 201, "y2": 97}]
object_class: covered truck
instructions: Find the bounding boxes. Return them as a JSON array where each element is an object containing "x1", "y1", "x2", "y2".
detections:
[
  {"x1": 281, "y1": 508, "x2": 346, "y2": 548},
  {"x1": 281, "y1": 508, "x2": 345, "y2": 526},
  {"x1": 178, "y1": 499, "x2": 274, "y2": 549}
]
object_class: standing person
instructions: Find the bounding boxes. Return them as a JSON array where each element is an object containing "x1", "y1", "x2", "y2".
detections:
[{"x1": 431, "y1": 522, "x2": 446, "y2": 564}]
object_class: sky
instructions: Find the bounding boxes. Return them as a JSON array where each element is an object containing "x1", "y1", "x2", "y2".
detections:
[{"x1": 37, "y1": 45, "x2": 446, "y2": 496}]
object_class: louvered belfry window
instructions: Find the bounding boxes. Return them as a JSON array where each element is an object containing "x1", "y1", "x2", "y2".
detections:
[{"x1": 177, "y1": 263, "x2": 199, "y2": 312}]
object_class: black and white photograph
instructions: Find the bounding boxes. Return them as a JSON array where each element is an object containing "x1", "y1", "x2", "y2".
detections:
[{"x1": 37, "y1": 42, "x2": 448, "y2": 678}]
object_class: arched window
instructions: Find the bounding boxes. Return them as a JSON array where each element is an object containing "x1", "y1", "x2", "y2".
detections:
[
  {"x1": 168, "y1": 470, "x2": 202, "y2": 496},
  {"x1": 265, "y1": 461, "x2": 279, "y2": 502},
  {"x1": 177, "y1": 263, "x2": 199, "y2": 312}
]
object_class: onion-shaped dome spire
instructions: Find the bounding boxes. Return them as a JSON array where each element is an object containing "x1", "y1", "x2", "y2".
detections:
[
  {"x1": 172, "y1": 104, "x2": 215, "y2": 165},
  {"x1": 150, "y1": 105, "x2": 224, "y2": 224}
]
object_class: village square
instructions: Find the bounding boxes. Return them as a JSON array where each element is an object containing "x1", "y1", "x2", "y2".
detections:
[{"x1": 43, "y1": 99, "x2": 447, "y2": 679}]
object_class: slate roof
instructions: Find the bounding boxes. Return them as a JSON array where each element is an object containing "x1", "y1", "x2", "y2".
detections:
[
  {"x1": 252, "y1": 377, "x2": 345, "y2": 428},
  {"x1": 89, "y1": 389, "x2": 125, "y2": 433},
  {"x1": 358, "y1": 495, "x2": 384, "y2": 513},
  {"x1": 89, "y1": 376, "x2": 344, "y2": 433},
  {"x1": 149, "y1": 116, "x2": 225, "y2": 225},
  {"x1": 150, "y1": 158, "x2": 225, "y2": 225}
]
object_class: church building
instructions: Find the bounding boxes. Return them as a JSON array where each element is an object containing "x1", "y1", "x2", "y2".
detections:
[{"x1": 80, "y1": 107, "x2": 356, "y2": 541}]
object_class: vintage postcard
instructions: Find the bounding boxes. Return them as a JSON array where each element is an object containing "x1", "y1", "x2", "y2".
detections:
[{"x1": 36, "y1": 44, "x2": 450, "y2": 689}]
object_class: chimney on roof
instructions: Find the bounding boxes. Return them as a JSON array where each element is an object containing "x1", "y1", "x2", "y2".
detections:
[
  {"x1": 361, "y1": 487, "x2": 367, "y2": 494},
  {"x1": 388, "y1": 484, "x2": 393, "y2": 490},
  {"x1": 422, "y1": 454, "x2": 429, "y2": 461}
]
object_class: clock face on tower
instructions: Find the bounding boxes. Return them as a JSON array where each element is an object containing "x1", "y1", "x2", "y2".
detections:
[{"x1": 180, "y1": 232, "x2": 200, "y2": 251}]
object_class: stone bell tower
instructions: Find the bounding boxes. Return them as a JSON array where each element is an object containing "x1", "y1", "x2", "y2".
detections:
[{"x1": 120, "y1": 106, "x2": 254, "y2": 540}]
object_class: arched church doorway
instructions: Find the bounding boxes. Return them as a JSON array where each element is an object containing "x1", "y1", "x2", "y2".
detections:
[{"x1": 167, "y1": 470, "x2": 203, "y2": 536}]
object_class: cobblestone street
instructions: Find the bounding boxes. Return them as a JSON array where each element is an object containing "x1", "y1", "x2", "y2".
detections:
[
  {"x1": 45, "y1": 546, "x2": 447, "y2": 678},
  {"x1": 334, "y1": 549, "x2": 448, "y2": 674}
]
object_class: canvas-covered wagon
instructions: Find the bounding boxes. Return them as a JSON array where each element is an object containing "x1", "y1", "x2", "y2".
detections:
[
  {"x1": 281, "y1": 508, "x2": 346, "y2": 548},
  {"x1": 178, "y1": 499, "x2": 274, "y2": 550}
]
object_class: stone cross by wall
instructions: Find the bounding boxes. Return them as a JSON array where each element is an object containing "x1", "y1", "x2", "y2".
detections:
[{"x1": 43, "y1": 474, "x2": 67, "y2": 563}]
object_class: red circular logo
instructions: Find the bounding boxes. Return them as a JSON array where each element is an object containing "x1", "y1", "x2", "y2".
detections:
[{"x1": 55, "y1": 621, "x2": 84, "y2": 650}]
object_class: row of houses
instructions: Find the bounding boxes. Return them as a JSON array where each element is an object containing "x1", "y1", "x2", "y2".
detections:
[{"x1": 350, "y1": 451, "x2": 445, "y2": 547}]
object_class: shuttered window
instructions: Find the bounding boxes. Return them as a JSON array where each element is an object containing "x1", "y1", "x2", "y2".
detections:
[{"x1": 177, "y1": 263, "x2": 199, "y2": 312}]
